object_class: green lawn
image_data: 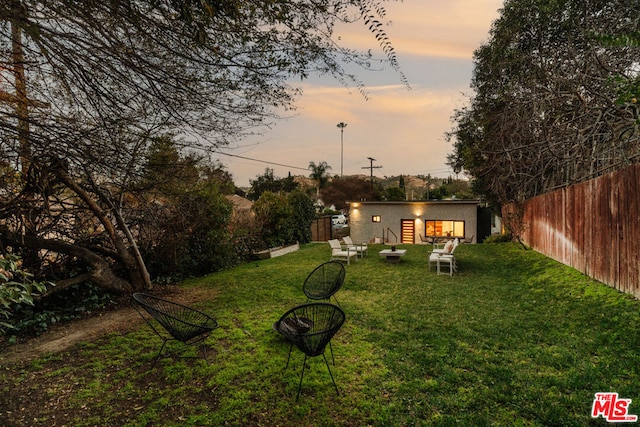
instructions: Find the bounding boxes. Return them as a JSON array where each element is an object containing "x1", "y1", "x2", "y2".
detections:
[{"x1": 2, "y1": 242, "x2": 639, "y2": 426}]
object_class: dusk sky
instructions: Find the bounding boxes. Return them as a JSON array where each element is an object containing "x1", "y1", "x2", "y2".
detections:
[{"x1": 215, "y1": 0, "x2": 504, "y2": 187}]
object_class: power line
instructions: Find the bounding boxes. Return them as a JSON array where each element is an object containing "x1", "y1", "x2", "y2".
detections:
[
  {"x1": 214, "y1": 148, "x2": 454, "y2": 179},
  {"x1": 407, "y1": 168, "x2": 455, "y2": 177},
  {"x1": 213, "y1": 150, "x2": 309, "y2": 172}
]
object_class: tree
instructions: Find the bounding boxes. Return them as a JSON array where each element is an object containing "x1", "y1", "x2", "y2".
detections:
[
  {"x1": 0, "y1": 1, "x2": 407, "y2": 294},
  {"x1": 247, "y1": 169, "x2": 298, "y2": 201},
  {"x1": 252, "y1": 191, "x2": 294, "y2": 247},
  {"x1": 384, "y1": 186, "x2": 405, "y2": 201},
  {"x1": 445, "y1": 179, "x2": 474, "y2": 200},
  {"x1": 308, "y1": 161, "x2": 332, "y2": 196},
  {"x1": 251, "y1": 190, "x2": 315, "y2": 247},
  {"x1": 321, "y1": 176, "x2": 381, "y2": 210},
  {"x1": 447, "y1": 0, "x2": 640, "y2": 207},
  {"x1": 597, "y1": 33, "x2": 640, "y2": 104},
  {"x1": 428, "y1": 185, "x2": 449, "y2": 200},
  {"x1": 133, "y1": 138, "x2": 235, "y2": 279},
  {"x1": 287, "y1": 191, "x2": 316, "y2": 244}
]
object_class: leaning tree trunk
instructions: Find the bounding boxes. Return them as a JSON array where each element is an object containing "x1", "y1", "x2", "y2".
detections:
[
  {"x1": 0, "y1": 231, "x2": 134, "y2": 294},
  {"x1": 54, "y1": 168, "x2": 152, "y2": 291},
  {"x1": 87, "y1": 174, "x2": 151, "y2": 290}
]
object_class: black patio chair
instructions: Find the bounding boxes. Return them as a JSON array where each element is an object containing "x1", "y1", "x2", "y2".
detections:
[
  {"x1": 302, "y1": 261, "x2": 345, "y2": 306},
  {"x1": 131, "y1": 293, "x2": 219, "y2": 369},
  {"x1": 275, "y1": 302, "x2": 346, "y2": 400}
]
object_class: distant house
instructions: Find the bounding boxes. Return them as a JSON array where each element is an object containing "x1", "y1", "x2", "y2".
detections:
[{"x1": 348, "y1": 200, "x2": 489, "y2": 244}]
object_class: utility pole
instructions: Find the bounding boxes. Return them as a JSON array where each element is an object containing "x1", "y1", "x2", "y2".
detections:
[
  {"x1": 336, "y1": 122, "x2": 347, "y2": 177},
  {"x1": 11, "y1": 17, "x2": 30, "y2": 171},
  {"x1": 361, "y1": 157, "x2": 382, "y2": 188},
  {"x1": 2, "y1": 17, "x2": 49, "y2": 172}
]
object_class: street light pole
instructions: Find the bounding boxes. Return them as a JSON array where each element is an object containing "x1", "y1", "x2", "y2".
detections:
[{"x1": 336, "y1": 122, "x2": 347, "y2": 177}]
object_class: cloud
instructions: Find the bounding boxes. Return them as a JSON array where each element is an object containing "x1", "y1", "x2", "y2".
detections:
[
  {"x1": 337, "y1": 0, "x2": 502, "y2": 60},
  {"x1": 297, "y1": 82, "x2": 464, "y2": 124},
  {"x1": 221, "y1": 0, "x2": 503, "y2": 185}
]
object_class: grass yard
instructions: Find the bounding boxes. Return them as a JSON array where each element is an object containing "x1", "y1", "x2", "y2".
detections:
[{"x1": 1, "y1": 242, "x2": 639, "y2": 426}]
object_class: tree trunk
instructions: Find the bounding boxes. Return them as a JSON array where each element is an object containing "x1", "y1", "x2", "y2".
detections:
[
  {"x1": 54, "y1": 167, "x2": 152, "y2": 291},
  {"x1": 0, "y1": 231, "x2": 134, "y2": 294},
  {"x1": 87, "y1": 175, "x2": 151, "y2": 289}
]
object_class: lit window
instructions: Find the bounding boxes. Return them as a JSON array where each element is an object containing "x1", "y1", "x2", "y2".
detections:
[
  {"x1": 425, "y1": 220, "x2": 465, "y2": 238},
  {"x1": 372, "y1": 215, "x2": 381, "y2": 223}
]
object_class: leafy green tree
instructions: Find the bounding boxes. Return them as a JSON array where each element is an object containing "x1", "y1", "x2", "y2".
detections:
[
  {"x1": 140, "y1": 179, "x2": 235, "y2": 280},
  {"x1": 0, "y1": 0, "x2": 407, "y2": 294},
  {"x1": 251, "y1": 190, "x2": 315, "y2": 247},
  {"x1": 287, "y1": 191, "x2": 316, "y2": 244},
  {"x1": 320, "y1": 176, "x2": 381, "y2": 211},
  {"x1": 252, "y1": 191, "x2": 294, "y2": 247},
  {"x1": 247, "y1": 169, "x2": 298, "y2": 201},
  {"x1": 139, "y1": 136, "x2": 201, "y2": 195},
  {"x1": 384, "y1": 186, "x2": 405, "y2": 201},
  {"x1": 597, "y1": 32, "x2": 640, "y2": 104},
  {"x1": 134, "y1": 138, "x2": 235, "y2": 279},
  {"x1": 447, "y1": 0, "x2": 640, "y2": 206},
  {"x1": 428, "y1": 185, "x2": 449, "y2": 200},
  {"x1": 445, "y1": 179, "x2": 474, "y2": 200}
]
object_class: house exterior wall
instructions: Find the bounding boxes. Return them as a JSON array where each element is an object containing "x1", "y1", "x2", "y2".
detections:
[{"x1": 348, "y1": 200, "x2": 479, "y2": 244}]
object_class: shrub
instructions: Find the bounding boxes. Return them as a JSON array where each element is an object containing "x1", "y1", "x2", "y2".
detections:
[
  {"x1": 483, "y1": 233, "x2": 513, "y2": 243},
  {"x1": 0, "y1": 254, "x2": 50, "y2": 334},
  {"x1": 287, "y1": 190, "x2": 316, "y2": 244},
  {"x1": 5, "y1": 282, "x2": 115, "y2": 338}
]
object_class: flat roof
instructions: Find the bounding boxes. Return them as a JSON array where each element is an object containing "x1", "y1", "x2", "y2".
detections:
[{"x1": 347, "y1": 199, "x2": 480, "y2": 206}]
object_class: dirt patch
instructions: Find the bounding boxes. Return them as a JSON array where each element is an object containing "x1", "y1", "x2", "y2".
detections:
[{"x1": 0, "y1": 286, "x2": 219, "y2": 366}]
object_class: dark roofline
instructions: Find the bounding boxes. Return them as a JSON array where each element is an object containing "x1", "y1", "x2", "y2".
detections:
[{"x1": 347, "y1": 200, "x2": 480, "y2": 206}]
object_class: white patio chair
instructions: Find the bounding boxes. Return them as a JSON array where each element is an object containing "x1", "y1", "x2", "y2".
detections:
[
  {"x1": 429, "y1": 253, "x2": 457, "y2": 275},
  {"x1": 428, "y1": 239, "x2": 459, "y2": 275},
  {"x1": 432, "y1": 238, "x2": 459, "y2": 254},
  {"x1": 342, "y1": 236, "x2": 368, "y2": 258},
  {"x1": 328, "y1": 239, "x2": 357, "y2": 265}
]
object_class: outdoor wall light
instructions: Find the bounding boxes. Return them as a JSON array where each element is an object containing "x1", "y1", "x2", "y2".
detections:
[{"x1": 372, "y1": 215, "x2": 381, "y2": 223}]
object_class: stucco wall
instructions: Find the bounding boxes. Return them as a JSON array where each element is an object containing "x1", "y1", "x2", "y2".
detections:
[{"x1": 348, "y1": 201, "x2": 478, "y2": 244}]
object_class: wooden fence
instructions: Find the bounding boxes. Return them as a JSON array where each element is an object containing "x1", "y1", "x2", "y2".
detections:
[
  {"x1": 311, "y1": 216, "x2": 333, "y2": 242},
  {"x1": 504, "y1": 163, "x2": 640, "y2": 299}
]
